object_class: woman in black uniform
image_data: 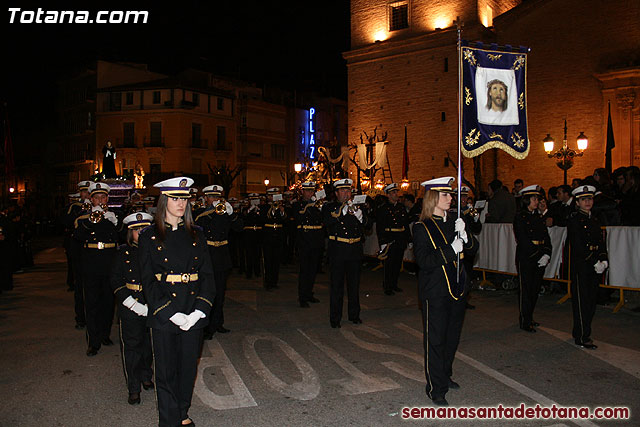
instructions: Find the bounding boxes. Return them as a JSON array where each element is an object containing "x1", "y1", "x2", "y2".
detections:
[
  {"x1": 412, "y1": 177, "x2": 477, "y2": 407},
  {"x1": 513, "y1": 185, "x2": 552, "y2": 333},
  {"x1": 111, "y1": 212, "x2": 155, "y2": 405},
  {"x1": 139, "y1": 177, "x2": 215, "y2": 427},
  {"x1": 567, "y1": 185, "x2": 608, "y2": 349}
]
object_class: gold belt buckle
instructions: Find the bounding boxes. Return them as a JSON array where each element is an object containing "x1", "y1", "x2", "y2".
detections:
[
  {"x1": 181, "y1": 273, "x2": 190, "y2": 283},
  {"x1": 97, "y1": 242, "x2": 104, "y2": 250}
]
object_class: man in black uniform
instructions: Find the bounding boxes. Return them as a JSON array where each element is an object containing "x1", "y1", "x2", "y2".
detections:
[
  {"x1": 294, "y1": 181, "x2": 324, "y2": 307},
  {"x1": 377, "y1": 183, "x2": 411, "y2": 295},
  {"x1": 513, "y1": 185, "x2": 552, "y2": 333},
  {"x1": 261, "y1": 188, "x2": 286, "y2": 290},
  {"x1": 567, "y1": 185, "x2": 608, "y2": 349},
  {"x1": 242, "y1": 194, "x2": 263, "y2": 279},
  {"x1": 65, "y1": 181, "x2": 92, "y2": 329},
  {"x1": 73, "y1": 182, "x2": 119, "y2": 356},
  {"x1": 63, "y1": 192, "x2": 81, "y2": 291},
  {"x1": 110, "y1": 212, "x2": 154, "y2": 404},
  {"x1": 196, "y1": 185, "x2": 242, "y2": 339},
  {"x1": 322, "y1": 178, "x2": 368, "y2": 328}
]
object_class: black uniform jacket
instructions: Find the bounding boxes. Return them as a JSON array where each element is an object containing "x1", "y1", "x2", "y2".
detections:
[
  {"x1": 567, "y1": 209, "x2": 608, "y2": 269},
  {"x1": 513, "y1": 209, "x2": 552, "y2": 263},
  {"x1": 322, "y1": 201, "x2": 369, "y2": 260},
  {"x1": 139, "y1": 223, "x2": 215, "y2": 332},
  {"x1": 73, "y1": 213, "x2": 119, "y2": 272},
  {"x1": 261, "y1": 203, "x2": 287, "y2": 240},
  {"x1": 376, "y1": 200, "x2": 411, "y2": 246},
  {"x1": 195, "y1": 207, "x2": 243, "y2": 271},
  {"x1": 294, "y1": 199, "x2": 325, "y2": 250},
  {"x1": 412, "y1": 214, "x2": 477, "y2": 301},
  {"x1": 110, "y1": 243, "x2": 147, "y2": 320}
]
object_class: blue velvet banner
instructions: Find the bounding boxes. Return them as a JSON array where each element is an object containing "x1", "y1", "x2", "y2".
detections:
[{"x1": 461, "y1": 42, "x2": 530, "y2": 159}]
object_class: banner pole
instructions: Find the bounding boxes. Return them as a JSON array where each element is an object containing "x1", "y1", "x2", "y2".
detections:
[{"x1": 456, "y1": 17, "x2": 463, "y2": 282}]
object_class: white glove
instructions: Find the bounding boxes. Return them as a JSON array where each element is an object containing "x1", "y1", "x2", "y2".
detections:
[
  {"x1": 104, "y1": 211, "x2": 118, "y2": 226},
  {"x1": 537, "y1": 254, "x2": 551, "y2": 267},
  {"x1": 342, "y1": 204, "x2": 349, "y2": 215},
  {"x1": 225, "y1": 202, "x2": 233, "y2": 215},
  {"x1": 169, "y1": 312, "x2": 189, "y2": 327},
  {"x1": 123, "y1": 296, "x2": 148, "y2": 317},
  {"x1": 180, "y1": 310, "x2": 206, "y2": 331},
  {"x1": 594, "y1": 260, "x2": 608, "y2": 274},
  {"x1": 408, "y1": 242, "x2": 413, "y2": 250},
  {"x1": 91, "y1": 205, "x2": 103, "y2": 212},
  {"x1": 380, "y1": 243, "x2": 388, "y2": 251},
  {"x1": 354, "y1": 208, "x2": 363, "y2": 223},
  {"x1": 455, "y1": 218, "x2": 468, "y2": 243},
  {"x1": 451, "y1": 238, "x2": 464, "y2": 254}
]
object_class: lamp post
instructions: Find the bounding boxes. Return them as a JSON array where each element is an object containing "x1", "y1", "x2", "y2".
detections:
[
  {"x1": 264, "y1": 178, "x2": 270, "y2": 193},
  {"x1": 543, "y1": 119, "x2": 588, "y2": 185}
]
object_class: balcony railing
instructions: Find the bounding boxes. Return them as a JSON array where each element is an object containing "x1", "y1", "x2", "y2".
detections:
[
  {"x1": 192, "y1": 138, "x2": 208, "y2": 149},
  {"x1": 143, "y1": 136, "x2": 165, "y2": 147}
]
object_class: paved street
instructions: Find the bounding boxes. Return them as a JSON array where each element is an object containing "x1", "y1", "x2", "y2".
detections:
[{"x1": 1, "y1": 238, "x2": 639, "y2": 426}]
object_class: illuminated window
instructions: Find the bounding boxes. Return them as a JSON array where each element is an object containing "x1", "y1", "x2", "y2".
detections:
[{"x1": 389, "y1": 1, "x2": 409, "y2": 31}]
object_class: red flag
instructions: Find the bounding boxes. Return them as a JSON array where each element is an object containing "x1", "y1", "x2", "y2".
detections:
[{"x1": 401, "y1": 125, "x2": 409, "y2": 179}]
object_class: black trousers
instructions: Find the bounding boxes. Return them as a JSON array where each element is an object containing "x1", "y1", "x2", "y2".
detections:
[
  {"x1": 82, "y1": 271, "x2": 114, "y2": 348},
  {"x1": 517, "y1": 259, "x2": 544, "y2": 328},
  {"x1": 571, "y1": 266, "x2": 598, "y2": 343},
  {"x1": 263, "y1": 237, "x2": 282, "y2": 288},
  {"x1": 206, "y1": 269, "x2": 229, "y2": 332},
  {"x1": 151, "y1": 328, "x2": 203, "y2": 427},
  {"x1": 298, "y1": 246, "x2": 322, "y2": 302},
  {"x1": 244, "y1": 233, "x2": 261, "y2": 279},
  {"x1": 119, "y1": 316, "x2": 153, "y2": 393},
  {"x1": 422, "y1": 295, "x2": 466, "y2": 399},
  {"x1": 71, "y1": 242, "x2": 85, "y2": 324},
  {"x1": 64, "y1": 242, "x2": 74, "y2": 288},
  {"x1": 383, "y1": 242, "x2": 406, "y2": 291},
  {"x1": 329, "y1": 256, "x2": 361, "y2": 323}
]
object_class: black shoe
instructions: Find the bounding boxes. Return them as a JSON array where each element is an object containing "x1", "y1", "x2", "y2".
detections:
[
  {"x1": 142, "y1": 381, "x2": 154, "y2": 390},
  {"x1": 520, "y1": 325, "x2": 536, "y2": 333},
  {"x1": 216, "y1": 326, "x2": 230, "y2": 334},
  {"x1": 448, "y1": 379, "x2": 460, "y2": 389},
  {"x1": 308, "y1": 297, "x2": 320, "y2": 303},
  {"x1": 86, "y1": 346, "x2": 99, "y2": 357},
  {"x1": 299, "y1": 301, "x2": 310, "y2": 308},
  {"x1": 465, "y1": 303, "x2": 476, "y2": 310},
  {"x1": 330, "y1": 321, "x2": 341, "y2": 329},
  {"x1": 392, "y1": 287, "x2": 403, "y2": 293},
  {"x1": 575, "y1": 340, "x2": 598, "y2": 349},
  {"x1": 384, "y1": 290, "x2": 395, "y2": 296},
  {"x1": 432, "y1": 396, "x2": 449, "y2": 406},
  {"x1": 75, "y1": 322, "x2": 86, "y2": 330},
  {"x1": 128, "y1": 392, "x2": 141, "y2": 405},
  {"x1": 350, "y1": 318, "x2": 362, "y2": 324},
  {"x1": 532, "y1": 321, "x2": 540, "y2": 327},
  {"x1": 203, "y1": 332, "x2": 214, "y2": 340},
  {"x1": 102, "y1": 337, "x2": 114, "y2": 346}
]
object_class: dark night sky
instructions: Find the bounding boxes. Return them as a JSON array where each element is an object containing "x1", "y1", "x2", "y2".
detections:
[{"x1": 3, "y1": 1, "x2": 350, "y2": 145}]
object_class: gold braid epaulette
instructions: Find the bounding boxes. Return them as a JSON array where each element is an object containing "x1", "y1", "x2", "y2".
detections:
[
  {"x1": 74, "y1": 214, "x2": 89, "y2": 229},
  {"x1": 195, "y1": 209, "x2": 214, "y2": 222}
]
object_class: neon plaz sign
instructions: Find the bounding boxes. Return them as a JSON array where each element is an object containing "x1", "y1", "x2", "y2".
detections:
[{"x1": 308, "y1": 107, "x2": 316, "y2": 159}]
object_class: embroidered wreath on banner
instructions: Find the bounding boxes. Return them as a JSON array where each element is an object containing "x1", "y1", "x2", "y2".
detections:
[
  {"x1": 512, "y1": 56, "x2": 525, "y2": 70},
  {"x1": 464, "y1": 87, "x2": 473, "y2": 106},
  {"x1": 518, "y1": 93, "x2": 524, "y2": 110},
  {"x1": 463, "y1": 49, "x2": 477, "y2": 66},
  {"x1": 465, "y1": 129, "x2": 480, "y2": 146},
  {"x1": 488, "y1": 132, "x2": 503, "y2": 141},
  {"x1": 487, "y1": 53, "x2": 503, "y2": 61},
  {"x1": 511, "y1": 132, "x2": 525, "y2": 148}
]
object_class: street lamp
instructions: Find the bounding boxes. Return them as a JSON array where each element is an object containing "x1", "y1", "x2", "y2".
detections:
[
  {"x1": 543, "y1": 119, "x2": 588, "y2": 185},
  {"x1": 294, "y1": 163, "x2": 302, "y2": 173},
  {"x1": 264, "y1": 178, "x2": 270, "y2": 193}
]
